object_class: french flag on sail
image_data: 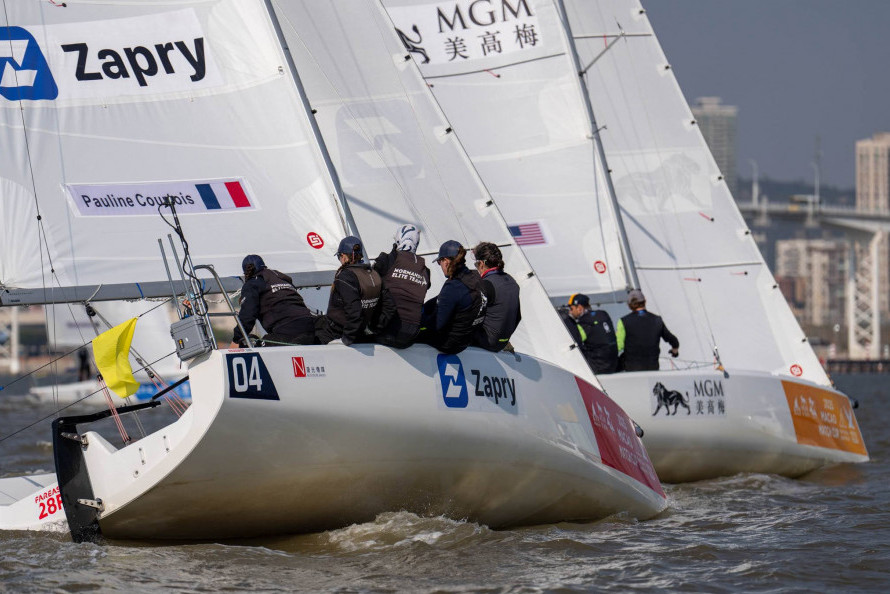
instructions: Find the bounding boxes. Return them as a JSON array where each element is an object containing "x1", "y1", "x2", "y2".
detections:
[
  {"x1": 195, "y1": 181, "x2": 252, "y2": 210},
  {"x1": 508, "y1": 222, "x2": 547, "y2": 246}
]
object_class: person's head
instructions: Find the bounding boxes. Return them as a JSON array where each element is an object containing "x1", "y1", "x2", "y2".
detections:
[
  {"x1": 567, "y1": 293, "x2": 590, "y2": 318},
  {"x1": 394, "y1": 224, "x2": 421, "y2": 253},
  {"x1": 472, "y1": 241, "x2": 504, "y2": 274},
  {"x1": 627, "y1": 289, "x2": 646, "y2": 311},
  {"x1": 336, "y1": 236, "x2": 363, "y2": 266},
  {"x1": 435, "y1": 240, "x2": 465, "y2": 278},
  {"x1": 242, "y1": 254, "x2": 266, "y2": 279}
]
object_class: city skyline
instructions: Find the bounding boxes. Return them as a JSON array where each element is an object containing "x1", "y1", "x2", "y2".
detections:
[{"x1": 644, "y1": 0, "x2": 890, "y2": 189}]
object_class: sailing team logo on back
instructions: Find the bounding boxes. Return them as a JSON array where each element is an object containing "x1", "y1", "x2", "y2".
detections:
[{"x1": 0, "y1": 27, "x2": 58, "y2": 101}]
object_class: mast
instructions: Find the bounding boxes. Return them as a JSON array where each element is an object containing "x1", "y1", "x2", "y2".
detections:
[
  {"x1": 554, "y1": 0, "x2": 640, "y2": 292},
  {"x1": 262, "y1": 0, "x2": 363, "y2": 247}
]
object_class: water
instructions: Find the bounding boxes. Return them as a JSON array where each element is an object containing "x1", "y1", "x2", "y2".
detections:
[{"x1": 1, "y1": 374, "x2": 888, "y2": 592}]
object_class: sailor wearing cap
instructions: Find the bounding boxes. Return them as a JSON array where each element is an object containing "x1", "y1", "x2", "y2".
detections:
[
  {"x1": 418, "y1": 240, "x2": 486, "y2": 354},
  {"x1": 562, "y1": 293, "x2": 619, "y2": 374},
  {"x1": 616, "y1": 289, "x2": 679, "y2": 371},
  {"x1": 230, "y1": 254, "x2": 316, "y2": 347},
  {"x1": 316, "y1": 236, "x2": 383, "y2": 346}
]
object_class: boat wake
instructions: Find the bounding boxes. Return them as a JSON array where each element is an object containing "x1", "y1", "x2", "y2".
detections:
[{"x1": 313, "y1": 512, "x2": 491, "y2": 553}]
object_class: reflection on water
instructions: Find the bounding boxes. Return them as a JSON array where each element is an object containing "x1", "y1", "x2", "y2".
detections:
[{"x1": 1, "y1": 374, "x2": 889, "y2": 591}]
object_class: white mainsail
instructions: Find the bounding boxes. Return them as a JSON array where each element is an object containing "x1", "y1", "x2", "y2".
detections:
[
  {"x1": 380, "y1": 0, "x2": 630, "y2": 303},
  {"x1": 271, "y1": 0, "x2": 597, "y2": 382},
  {"x1": 0, "y1": 0, "x2": 350, "y2": 300},
  {"x1": 562, "y1": 0, "x2": 828, "y2": 384}
]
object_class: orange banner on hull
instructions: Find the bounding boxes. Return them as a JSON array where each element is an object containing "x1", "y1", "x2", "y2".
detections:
[{"x1": 782, "y1": 381, "x2": 867, "y2": 456}]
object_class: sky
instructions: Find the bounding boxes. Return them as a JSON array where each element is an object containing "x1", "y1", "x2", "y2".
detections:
[{"x1": 643, "y1": 0, "x2": 890, "y2": 189}]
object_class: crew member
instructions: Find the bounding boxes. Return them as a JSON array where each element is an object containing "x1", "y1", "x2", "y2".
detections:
[
  {"x1": 230, "y1": 254, "x2": 316, "y2": 347},
  {"x1": 419, "y1": 240, "x2": 486, "y2": 354},
  {"x1": 563, "y1": 293, "x2": 618, "y2": 374},
  {"x1": 372, "y1": 224, "x2": 430, "y2": 348},
  {"x1": 316, "y1": 236, "x2": 383, "y2": 346},
  {"x1": 471, "y1": 242, "x2": 520, "y2": 352},
  {"x1": 617, "y1": 289, "x2": 679, "y2": 371}
]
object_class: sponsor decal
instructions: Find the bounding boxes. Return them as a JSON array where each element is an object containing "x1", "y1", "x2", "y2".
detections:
[
  {"x1": 782, "y1": 381, "x2": 867, "y2": 455},
  {"x1": 0, "y1": 27, "x2": 58, "y2": 101},
  {"x1": 437, "y1": 354, "x2": 468, "y2": 408},
  {"x1": 790, "y1": 364, "x2": 803, "y2": 377},
  {"x1": 576, "y1": 378, "x2": 663, "y2": 494},
  {"x1": 387, "y1": 0, "x2": 544, "y2": 66},
  {"x1": 66, "y1": 179, "x2": 255, "y2": 217},
  {"x1": 651, "y1": 380, "x2": 725, "y2": 417},
  {"x1": 34, "y1": 485, "x2": 64, "y2": 521},
  {"x1": 593, "y1": 260, "x2": 607, "y2": 274},
  {"x1": 292, "y1": 356, "x2": 325, "y2": 379},
  {"x1": 307, "y1": 232, "x2": 324, "y2": 249},
  {"x1": 437, "y1": 354, "x2": 519, "y2": 411},
  {"x1": 3, "y1": 10, "x2": 223, "y2": 102},
  {"x1": 227, "y1": 353, "x2": 279, "y2": 400},
  {"x1": 508, "y1": 222, "x2": 546, "y2": 246}
]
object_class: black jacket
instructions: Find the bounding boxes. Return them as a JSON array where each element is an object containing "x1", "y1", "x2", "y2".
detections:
[
  {"x1": 233, "y1": 268, "x2": 314, "y2": 344},
  {"x1": 564, "y1": 309, "x2": 618, "y2": 374},
  {"x1": 326, "y1": 264, "x2": 382, "y2": 342},
  {"x1": 473, "y1": 269, "x2": 521, "y2": 352},
  {"x1": 618, "y1": 309, "x2": 679, "y2": 372},
  {"x1": 373, "y1": 247, "x2": 430, "y2": 337}
]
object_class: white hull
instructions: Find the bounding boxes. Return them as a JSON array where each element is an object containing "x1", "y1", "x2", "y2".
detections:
[
  {"x1": 0, "y1": 474, "x2": 65, "y2": 531},
  {"x1": 599, "y1": 370, "x2": 869, "y2": 483},
  {"x1": 55, "y1": 344, "x2": 665, "y2": 541}
]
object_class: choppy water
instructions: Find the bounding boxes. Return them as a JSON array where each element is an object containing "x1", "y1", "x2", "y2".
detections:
[{"x1": 1, "y1": 374, "x2": 888, "y2": 592}]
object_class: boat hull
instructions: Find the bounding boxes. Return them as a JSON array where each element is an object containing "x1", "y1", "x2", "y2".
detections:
[
  {"x1": 599, "y1": 369, "x2": 869, "y2": 483},
  {"x1": 58, "y1": 344, "x2": 666, "y2": 540}
]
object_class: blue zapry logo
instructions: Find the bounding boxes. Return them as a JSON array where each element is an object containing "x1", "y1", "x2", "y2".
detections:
[
  {"x1": 437, "y1": 353, "x2": 468, "y2": 408},
  {"x1": 0, "y1": 27, "x2": 58, "y2": 101}
]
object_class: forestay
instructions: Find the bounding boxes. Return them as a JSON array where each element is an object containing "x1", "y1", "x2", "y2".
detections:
[
  {"x1": 563, "y1": 0, "x2": 828, "y2": 384},
  {"x1": 0, "y1": 0, "x2": 349, "y2": 301},
  {"x1": 269, "y1": 0, "x2": 598, "y2": 383},
  {"x1": 379, "y1": 0, "x2": 629, "y2": 303}
]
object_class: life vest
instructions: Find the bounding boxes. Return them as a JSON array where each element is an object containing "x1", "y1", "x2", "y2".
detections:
[
  {"x1": 382, "y1": 251, "x2": 429, "y2": 326},
  {"x1": 438, "y1": 267, "x2": 486, "y2": 353},
  {"x1": 474, "y1": 270, "x2": 521, "y2": 351},
  {"x1": 327, "y1": 264, "x2": 382, "y2": 333},
  {"x1": 255, "y1": 269, "x2": 313, "y2": 333}
]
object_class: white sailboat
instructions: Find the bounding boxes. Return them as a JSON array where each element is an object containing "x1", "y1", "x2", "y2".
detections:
[
  {"x1": 380, "y1": 0, "x2": 868, "y2": 482},
  {"x1": 0, "y1": 0, "x2": 665, "y2": 539}
]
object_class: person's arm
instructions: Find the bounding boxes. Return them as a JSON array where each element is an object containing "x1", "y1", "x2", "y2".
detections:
[
  {"x1": 661, "y1": 321, "x2": 679, "y2": 356},
  {"x1": 232, "y1": 279, "x2": 261, "y2": 346},
  {"x1": 435, "y1": 280, "x2": 465, "y2": 331},
  {"x1": 616, "y1": 318, "x2": 626, "y2": 352}
]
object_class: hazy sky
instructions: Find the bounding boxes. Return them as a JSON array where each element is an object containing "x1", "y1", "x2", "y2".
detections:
[{"x1": 643, "y1": 0, "x2": 890, "y2": 189}]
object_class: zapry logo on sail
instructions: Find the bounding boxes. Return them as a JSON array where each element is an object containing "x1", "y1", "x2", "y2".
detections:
[{"x1": 1, "y1": 9, "x2": 221, "y2": 102}]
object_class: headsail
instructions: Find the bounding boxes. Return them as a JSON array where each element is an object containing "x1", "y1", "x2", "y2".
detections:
[
  {"x1": 380, "y1": 0, "x2": 630, "y2": 304},
  {"x1": 562, "y1": 0, "x2": 828, "y2": 384},
  {"x1": 0, "y1": 0, "x2": 350, "y2": 304},
  {"x1": 269, "y1": 0, "x2": 597, "y2": 383}
]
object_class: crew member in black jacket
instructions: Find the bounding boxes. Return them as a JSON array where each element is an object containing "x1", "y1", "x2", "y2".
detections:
[
  {"x1": 562, "y1": 293, "x2": 618, "y2": 374},
  {"x1": 617, "y1": 289, "x2": 679, "y2": 371},
  {"x1": 372, "y1": 224, "x2": 430, "y2": 348},
  {"x1": 419, "y1": 240, "x2": 486, "y2": 354},
  {"x1": 230, "y1": 254, "x2": 316, "y2": 347},
  {"x1": 316, "y1": 236, "x2": 385, "y2": 346},
  {"x1": 471, "y1": 242, "x2": 520, "y2": 352}
]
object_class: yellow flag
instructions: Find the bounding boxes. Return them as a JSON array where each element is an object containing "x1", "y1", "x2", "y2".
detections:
[{"x1": 92, "y1": 318, "x2": 140, "y2": 398}]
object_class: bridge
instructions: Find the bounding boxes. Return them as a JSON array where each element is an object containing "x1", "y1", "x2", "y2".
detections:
[{"x1": 738, "y1": 198, "x2": 890, "y2": 359}]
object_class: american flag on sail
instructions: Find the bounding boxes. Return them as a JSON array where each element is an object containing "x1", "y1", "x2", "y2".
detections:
[{"x1": 508, "y1": 222, "x2": 546, "y2": 246}]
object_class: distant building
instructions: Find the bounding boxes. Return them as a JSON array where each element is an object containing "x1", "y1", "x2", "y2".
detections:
[
  {"x1": 775, "y1": 239, "x2": 848, "y2": 327},
  {"x1": 691, "y1": 97, "x2": 738, "y2": 196},
  {"x1": 855, "y1": 132, "x2": 890, "y2": 316}
]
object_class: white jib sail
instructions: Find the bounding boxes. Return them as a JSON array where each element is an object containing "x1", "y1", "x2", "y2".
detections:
[
  {"x1": 562, "y1": 0, "x2": 828, "y2": 384},
  {"x1": 0, "y1": 0, "x2": 350, "y2": 297},
  {"x1": 269, "y1": 0, "x2": 598, "y2": 384},
  {"x1": 380, "y1": 0, "x2": 630, "y2": 303}
]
